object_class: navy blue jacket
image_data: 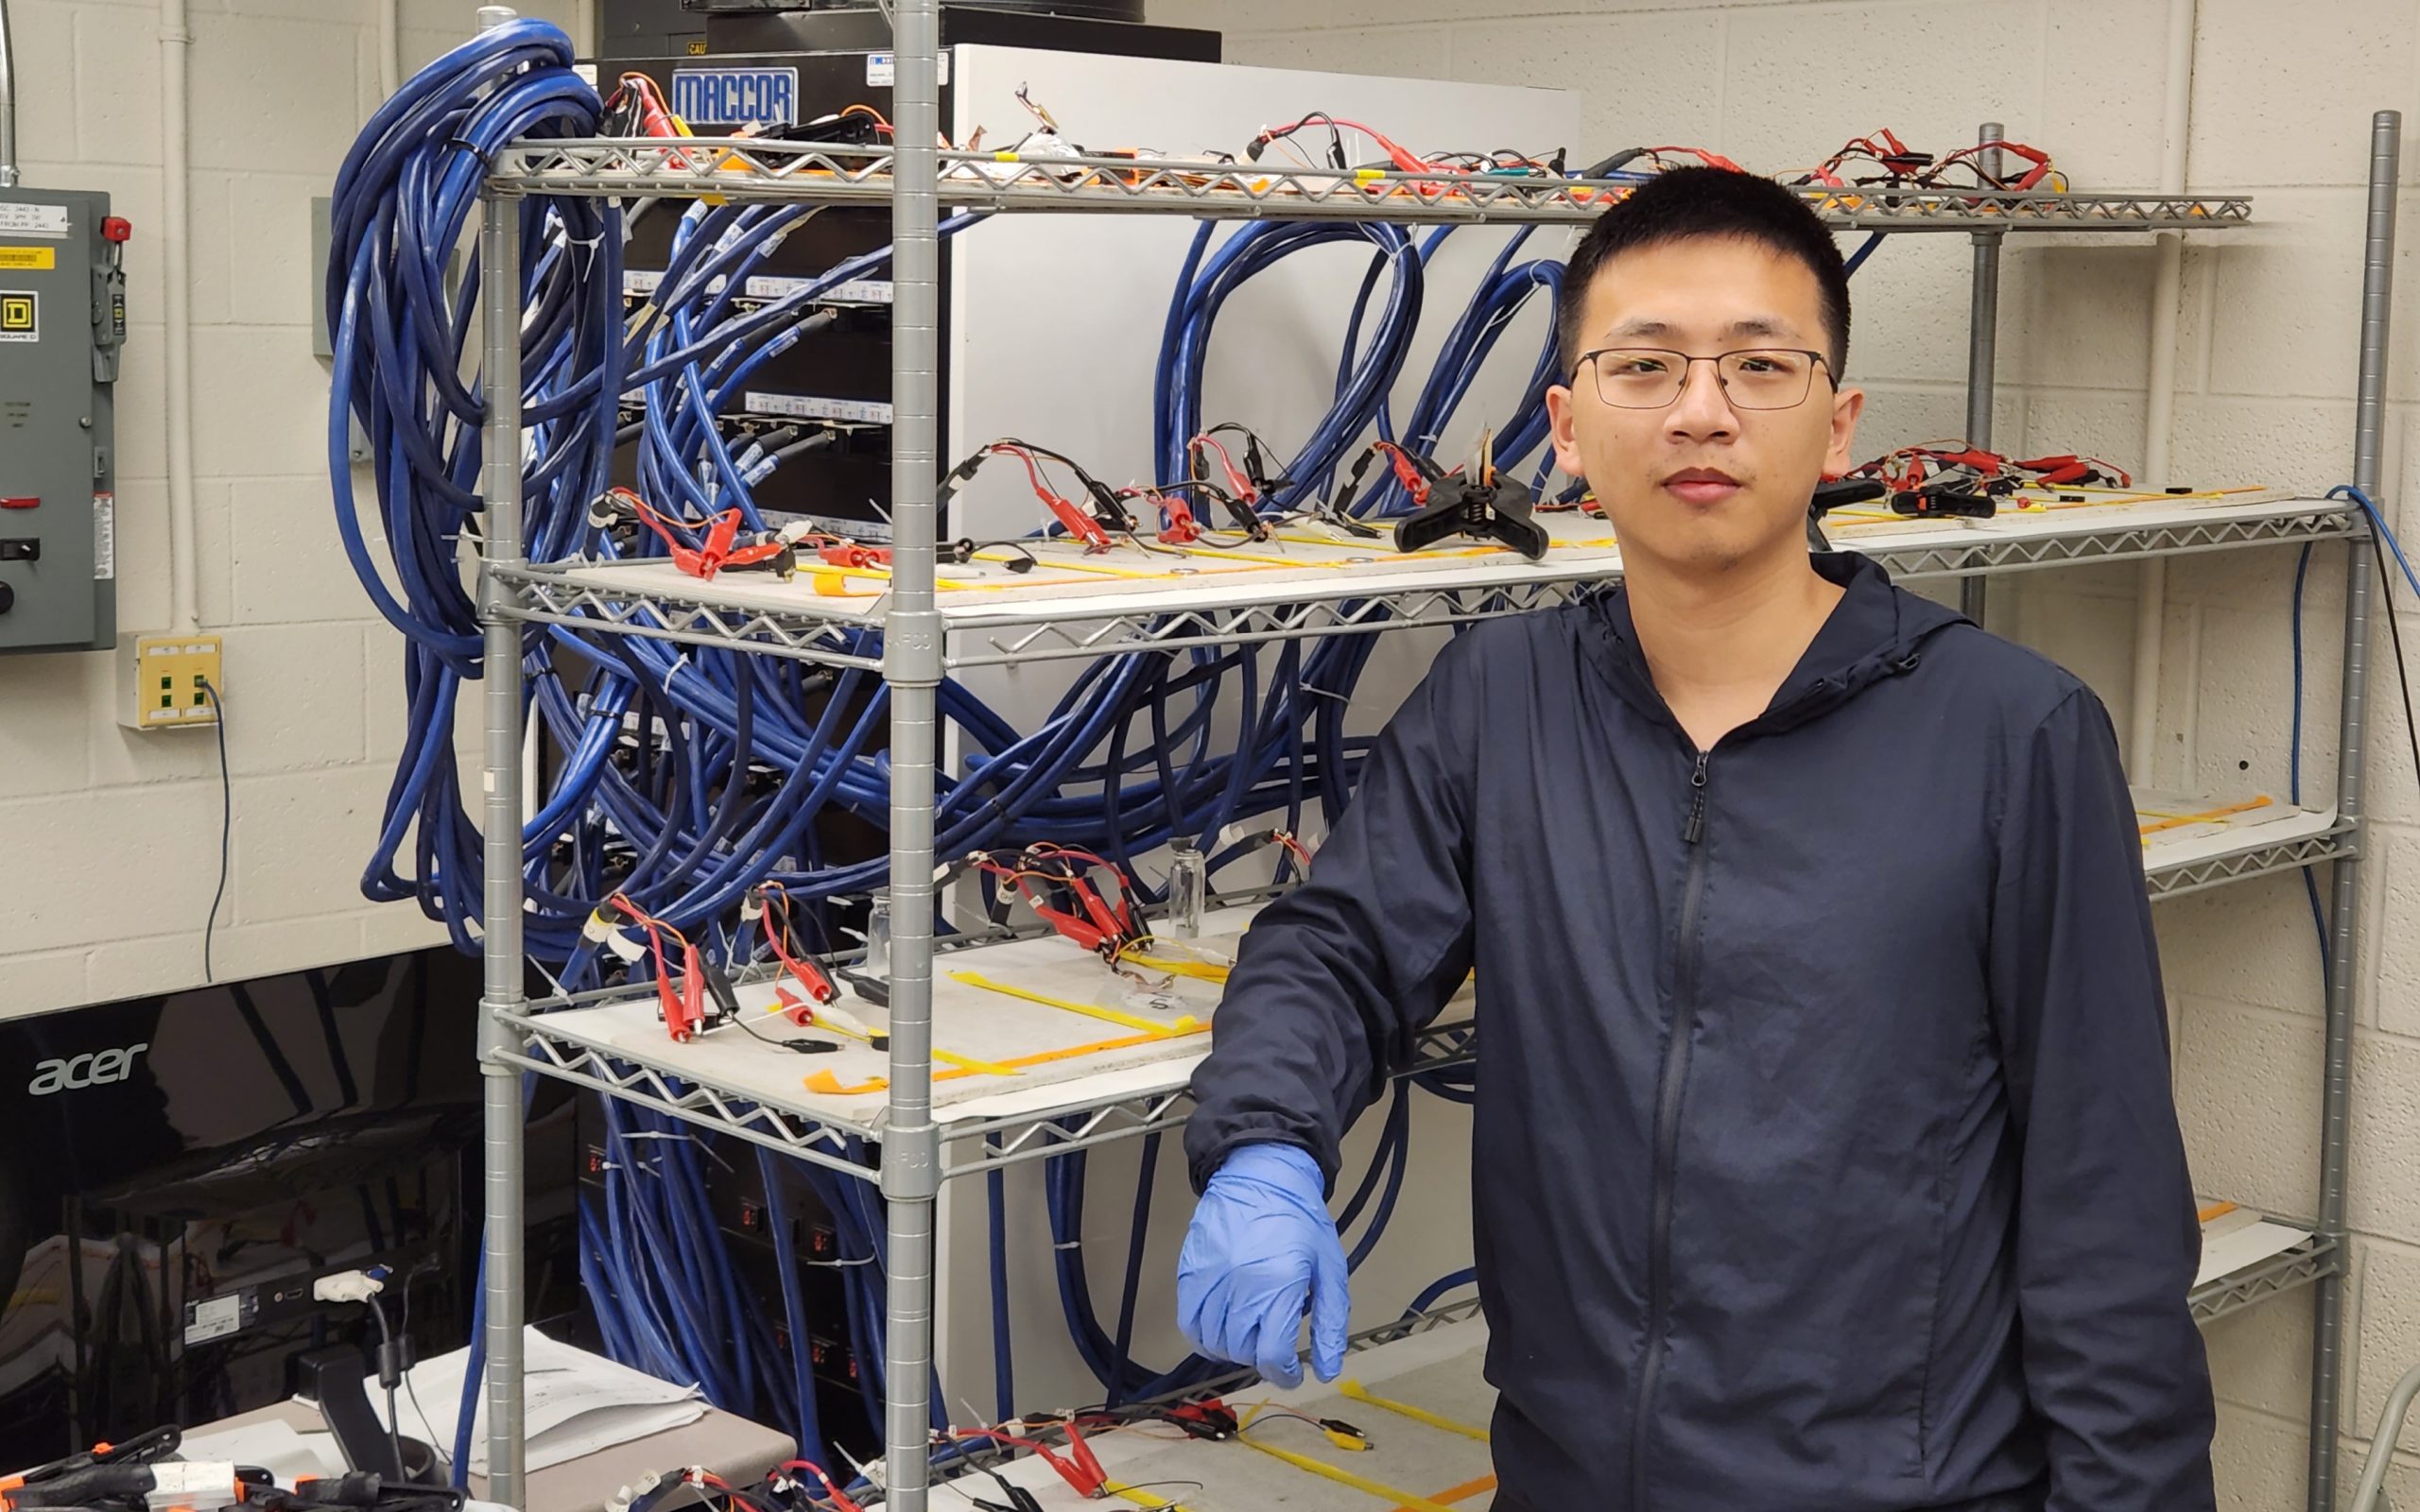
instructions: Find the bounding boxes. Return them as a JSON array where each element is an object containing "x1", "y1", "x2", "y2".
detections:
[{"x1": 1186, "y1": 552, "x2": 2216, "y2": 1512}]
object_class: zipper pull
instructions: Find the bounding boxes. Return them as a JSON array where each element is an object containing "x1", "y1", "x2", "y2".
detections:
[{"x1": 1684, "y1": 752, "x2": 1709, "y2": 845}]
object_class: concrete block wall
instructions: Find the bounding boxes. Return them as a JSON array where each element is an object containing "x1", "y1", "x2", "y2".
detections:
[
  {"x1": 1143, "y1": 0, "x2": 2420, "y2": 1503},
  {"x1": 0, "y1": 0, "x2": 585, "y2": 1015}
]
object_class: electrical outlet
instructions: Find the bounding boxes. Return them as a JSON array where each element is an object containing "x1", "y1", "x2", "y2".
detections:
[{"x1": 117, "y1": 632, "x2": 223, "y2": 731}]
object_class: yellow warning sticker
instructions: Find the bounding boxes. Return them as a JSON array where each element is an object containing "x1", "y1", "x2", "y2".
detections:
[{"x1": 0, "y1": 247, "x2": 55, "y2": 271}]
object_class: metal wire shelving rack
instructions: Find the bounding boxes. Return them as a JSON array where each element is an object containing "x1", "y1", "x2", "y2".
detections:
[{"x1": 458, "y1": 3, "x2": 2393, "y2": 1501}]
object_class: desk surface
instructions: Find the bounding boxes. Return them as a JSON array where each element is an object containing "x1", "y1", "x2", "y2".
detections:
[{"x1": 193, "y1": 1399, "x2": 795, "y2": 1512}]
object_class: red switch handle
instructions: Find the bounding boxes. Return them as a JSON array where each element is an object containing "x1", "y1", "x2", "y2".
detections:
[{"x1": 0, "y1": 497, "x2": 38, "y2": 510}]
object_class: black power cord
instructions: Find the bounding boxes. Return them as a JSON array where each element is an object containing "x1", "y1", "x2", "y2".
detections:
[
  {"x1": 199, "y1": 676, "x2": 231, "y2": 982},
  {"x1": 2369, "y1": 530, "x2": 2420, "y2": 782}
]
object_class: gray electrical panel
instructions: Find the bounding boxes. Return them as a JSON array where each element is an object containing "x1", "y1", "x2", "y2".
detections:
[{"x1": 0, "y1": 187, "x2": 126, "y2": 655}]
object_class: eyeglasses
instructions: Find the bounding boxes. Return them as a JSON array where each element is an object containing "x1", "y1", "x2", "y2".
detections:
[{"x1": 1575, "y1": 347, "x2": 1834, "y2": 411}]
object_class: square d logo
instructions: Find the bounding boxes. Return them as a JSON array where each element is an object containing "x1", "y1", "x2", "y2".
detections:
[{"x1": 0, "y1": 291, "x2": 34, "y2": 342}]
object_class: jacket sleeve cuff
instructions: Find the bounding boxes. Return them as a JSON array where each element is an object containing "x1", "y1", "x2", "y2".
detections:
[{"x1": 1185, "y1": 1128, "x2": 1338, "y2": 1199}]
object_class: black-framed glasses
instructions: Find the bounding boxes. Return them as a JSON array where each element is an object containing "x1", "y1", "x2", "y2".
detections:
[{"x1": 1576, "y1": 347, "x2": 1834, "y2": 410}]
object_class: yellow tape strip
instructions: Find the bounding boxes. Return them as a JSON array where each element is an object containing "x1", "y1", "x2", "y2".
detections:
[
  {"x1": 949, "y1": 970, "x2": 1201, "y2": 1035},
  {"x1": 2137, "y1": 796, "x2": 2273, "y2": 838},
  {"x1": 933, "y1": 1044, "x2": 1024, "y2": 1076},
  {"x1": 1113, "y1": 944, "x2": 1232, "y2": 985},
  {"x1": 1016, "y1": 555, "x2": 1172, "y2": 580},
  {"x1": 802, "y1": 1022, "x2": 1210, "y2": 1097},
  {"x1": 1170, "y1": 544, "x2": 1333, "y2": 569},
  {"x1": 796, "y1": 1019, "x2": 1016, "y2": 1078},
  {"x1": 1235, "y1": 1433, "x2": 1460, "y2": 1512},
  {"x1": 1338, "y1": 1380, "x2": 1491, "y2": 1442}
]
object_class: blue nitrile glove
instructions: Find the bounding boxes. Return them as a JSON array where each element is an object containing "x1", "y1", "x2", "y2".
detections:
[{"x1": 1175, "y1": 1143, "x2": 1349, "y2": 1387}]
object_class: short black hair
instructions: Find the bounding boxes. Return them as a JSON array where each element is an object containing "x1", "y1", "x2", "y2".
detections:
[{"x1": 1557, "y1": 165, "x2": 1851, "y2": 383}]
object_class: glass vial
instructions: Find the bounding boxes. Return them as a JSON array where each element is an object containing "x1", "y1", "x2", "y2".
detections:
[
  {"x1": 862, "y1": 892, "x2": 892, "y2": 979},
  {"x1": 1167, "y1": 841, "x2": 1206, "y2": 939}
]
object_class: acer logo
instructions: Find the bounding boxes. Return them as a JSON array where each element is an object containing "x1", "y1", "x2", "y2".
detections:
[{"x1": 27, "y1": 1043, "x2": 149, "y2": 1096}]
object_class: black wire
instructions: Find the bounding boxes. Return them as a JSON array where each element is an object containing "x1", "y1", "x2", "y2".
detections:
[
  {"x1": 392, "y1": 1258, "x2": 445, "y2": 1477},
  {"x1": 199, "y1": 679, "x2": 231, "y2": 983},
  {"x1": 370, "y1": 1297, "x2": 406, "y2": 1480},
  {"x1": 2370, "y1": 531, "x2": 2420, "y2": 785}
]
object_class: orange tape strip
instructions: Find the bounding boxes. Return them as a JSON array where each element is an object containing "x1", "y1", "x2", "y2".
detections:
[
  {"x1": 2137, "y1": 796, "x2": 2274, "y2": 838},
  {"x1": 1395, "y1": 1477, "x2": 1497, "y2": 1510}
]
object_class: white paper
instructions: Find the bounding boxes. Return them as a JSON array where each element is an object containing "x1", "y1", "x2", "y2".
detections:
[
  {"x1": 376, "y1": 1327, "x2": 706, "y2": 1475},
  {"x1": 177, "y1": 1420, "x2": 348, "y2": 1484},
  {"x1": 2196, "y1": 1216, "x2": 2311, "y2": 1288}
]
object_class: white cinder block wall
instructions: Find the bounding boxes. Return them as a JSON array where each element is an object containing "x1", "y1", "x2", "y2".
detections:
[
  {"x1": 0, "y1": 0, "x2": 584, "y2": 1012},
  {"x1": 1144, "y1": 0, "x2": 2420, "y2": 1505}
]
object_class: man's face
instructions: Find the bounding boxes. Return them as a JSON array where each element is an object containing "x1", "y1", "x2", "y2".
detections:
[{"x1": 1547, "y1": 236, "x2": 1863, "y2": 580}]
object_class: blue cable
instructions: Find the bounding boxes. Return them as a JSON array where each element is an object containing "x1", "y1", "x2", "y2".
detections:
[
  {"x1": 987, "y1": 1150, "x2": 1016, "y2": 1423},
  {"x1": 757, "y1": 1145, "x2": 829, "y2": 1469},
  {"x1": 1402, "y1": 1267, "x2": 1477, "y2": 1319}
]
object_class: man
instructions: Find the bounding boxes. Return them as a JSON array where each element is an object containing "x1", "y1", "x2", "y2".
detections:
[{"x1": 1175, "y1": 167, "x2": 2216, "y2": 1512}]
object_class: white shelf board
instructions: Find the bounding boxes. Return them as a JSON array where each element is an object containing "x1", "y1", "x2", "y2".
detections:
[
  {"x1": 508, "y1": 902, "x2": 1475, "y2": 1144},
  {"x1": 511, "y1": 487, "x2": 2326, "y2": 636},
  {"x1": 2137, "y1": 793, "x2": 2340, "y2": 876}
]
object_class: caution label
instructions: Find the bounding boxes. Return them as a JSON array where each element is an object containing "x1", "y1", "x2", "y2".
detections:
[
  {"x1": 0, "y1": 290, "x2": 36, "y2": 342},
  {"x1": 0, "y1": 247, "x2": 55, "y2": 271}
]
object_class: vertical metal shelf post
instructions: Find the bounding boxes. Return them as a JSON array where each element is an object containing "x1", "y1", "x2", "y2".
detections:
[
  {"x1": 2307, "y1": 106, "x2": 2398, "y2": 1512},
  {"x1": 475, "y1": 144, "x2": 530, "y2": 1512},
  {"x1": 1961, "y1": 122, "x2": 2006, "y2": 627},
  {"x1": 881, "y1": 0, "x2": 945, "y2": 1507}
]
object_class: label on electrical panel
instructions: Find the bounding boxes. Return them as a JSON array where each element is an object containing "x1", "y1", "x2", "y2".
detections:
[
  {"x1": 0, "y1": 202, "x2": 69, "y2": 239},
  {"x1": 743, "y1": 391, "x2": 894, "y2": 425},
  {"x1": 865, "y1": 53, "x2": 950, "y2": 87},
  {"x1": 672, "y1": 67, "x2": 800, "y2": 128},
  {"x1": 0, "y1": 290, "x2": 35, "y2": 342},
  {"x1": 93, "y1": 492, "x2": 113, "y2": 579},
  {"x1": 574, "y1": 62, "x2": 598, "y2": 89},
  {"x1": 0, "y1": 247, "x2": 54, "y2": 270},
  {"x1": 182, "y1": 1289, "x2": 256, "y2": 1345}
]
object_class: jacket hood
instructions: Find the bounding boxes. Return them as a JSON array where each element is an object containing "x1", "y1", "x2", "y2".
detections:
[{"x1": 1582, "y1": 551, "x2": 1969, "y2": 740}]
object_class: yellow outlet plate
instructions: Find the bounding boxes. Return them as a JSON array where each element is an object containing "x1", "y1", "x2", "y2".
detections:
[{"x1": 118, "y1": 633, "x2": 224, "y2": 731}]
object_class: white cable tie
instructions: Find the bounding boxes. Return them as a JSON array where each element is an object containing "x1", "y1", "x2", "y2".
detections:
[
  {"x1": 805, "y1": 1254, "x2": 878, "y2": 1269},
  {"x1": 1051, "y1": 1239, "x2": 1082, "y2": 1252},
  {"x1": 662, "y1": 650, "x2": 688, "y2": 695}
]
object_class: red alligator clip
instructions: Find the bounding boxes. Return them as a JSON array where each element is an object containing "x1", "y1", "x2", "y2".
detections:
[
  {"x1": 1155, "y1": 493, "x2": 1201, "y2": 544},
  {"x1": 819, "y1": 541, "x2": 893, "y2": 571},
  {"x1": 1044, "y1": 492, "x2": 1113, "y2": 551}
]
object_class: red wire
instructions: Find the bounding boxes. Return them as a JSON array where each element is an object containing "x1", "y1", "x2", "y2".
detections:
[
  {"x1": 1260, "y1": 114, "x2": 1429, "y2": 173},
  {"x1": 776, "y1": 1462, "x2": 862, "y2": 1512}
]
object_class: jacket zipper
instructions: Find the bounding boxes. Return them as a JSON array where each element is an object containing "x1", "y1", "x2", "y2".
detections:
[{"x1": 1631, "y1": 747, "x2": 1712, "y2": 1509}]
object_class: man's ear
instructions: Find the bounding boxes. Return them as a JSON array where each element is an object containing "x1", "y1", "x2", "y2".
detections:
[
  {"x1": 1547, "y1": 383, "x2": 1586, "y2": 482},
  {"x1": 1824, "y1": 384, "x2": 1865, "y2": 476}
]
